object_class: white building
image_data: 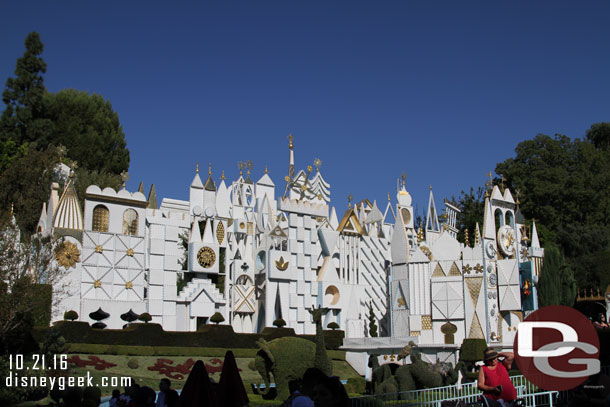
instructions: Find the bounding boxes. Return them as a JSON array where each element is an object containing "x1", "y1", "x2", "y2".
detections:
[{"x1": 41, "y1": 137, "x2": 542, "y2": 346}]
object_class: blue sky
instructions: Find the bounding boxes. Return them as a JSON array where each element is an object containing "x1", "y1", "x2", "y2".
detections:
[{"x1": 2, "y1": 1, "x2": 609, "y2": 219}]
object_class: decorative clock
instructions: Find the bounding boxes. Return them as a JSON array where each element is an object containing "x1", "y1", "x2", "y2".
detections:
[
  {"x1": 497, "y1": 225, "x2": 516, "y2": 256},
  {"x1": 485, "y1": 241, "x2": 497, "y2": 258},
  {"x1": 197, "y1": 247, "x2": 216, "y2": 268}
]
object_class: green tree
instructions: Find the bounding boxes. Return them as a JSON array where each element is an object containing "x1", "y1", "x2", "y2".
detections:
[
  {"x1": 450, "y1": 186, "x2": 485, "y2": 245},
  {"x1": 495, "y1": 131, "x2": 610, "y2": 289},
  {"x1": 368, "y1": 302, "x2": 378, "y2": 337},
  {"x1": 0, "y1": 32, "x2": 52, "y2": 147},
  {"x1": 585, "y1": 122, "x2": 610, "y2": 150},
  {"x1": 536, "y1": 246, "x2": 576, "y2": 307},
  {"x1": 43, "y1": 89, "x2": 129, "y2": 174},
  {"x1": 210, "y1": 312, "x2": 225, "y2": 325}
]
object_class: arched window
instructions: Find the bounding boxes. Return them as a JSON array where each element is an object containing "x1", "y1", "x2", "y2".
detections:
[
  {"x1": 505, "y1": 211, "x2": 514, "y2": 227},
  {"x1": 494, "y1": 209, "x2": 503, "y2": 232},
  {"x1": 122, "y1": 209, "x2": 138, "y2": 236},
  {"x1": 92, "y1": 205, "x2": 109, "y2": 232}
]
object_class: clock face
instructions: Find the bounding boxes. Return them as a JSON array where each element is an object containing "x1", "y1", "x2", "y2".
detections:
[
  {"x1": 197, "y1": 247, "x2": 216, "y2": 268},
  {"x1": 497, "y1": 225, "x2": 516, "y2": 256},
  {"x1": 486, "y1": 241, "x2": 497, "y2": 258}
]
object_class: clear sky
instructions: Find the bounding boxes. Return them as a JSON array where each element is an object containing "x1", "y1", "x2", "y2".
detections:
[{"x1": 1, "y1": 1, "x2": 609, "y2": 219}]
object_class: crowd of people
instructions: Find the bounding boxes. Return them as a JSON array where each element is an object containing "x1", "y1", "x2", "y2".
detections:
[
  {"x1": 280, "y1": 368, "x2": 350, "y2": 407},
  {"x1": 108, "y1": 378, "x2": 178, "y2": 407}
]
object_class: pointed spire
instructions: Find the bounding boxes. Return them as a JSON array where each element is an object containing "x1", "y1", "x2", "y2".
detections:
[
  {"x1": 196, "y1": 162, "x2": 199, "y2": 173},
  {"x1": 202, "y1": 219, "x2": 214, "y2": 244},
  {"x1": 147, "y1": 184, "x2": 158, "y2": 209},
  {"x1": 482, "y1": 197, "x2": 495, "y2": 240},
  {"x1": 426, "y1": 187, "x2": 440, "y2": 232},
  {"x1": 531, "y1": 220, "x2": 540, "y2": 249},
  {"x1": 391, "y1": 205, "x2": 409, "y2": 264},
  {"x1": 221, "y1": 170, "x2": 225, "y2": 180},
  {"x1": 329, "y1": 207, "x2": 339, "y2": 230},
  {"x1": 53, "y1": 177, "x2": 83, "y2": 230},
  {"x1": 190, "y1": 220, "x2": 201, "y2": 243},
  {"x1": 137, "y1": 182, "x2": 145, "y2": 194},
  {"x1": 464, "y1": 229, "x2": 470, "y2": 247},
  {"x1": 265, "y1": 165, "x2": 268, "y2": 174},
  {"x1": 204, "y1": 163, "x2": 216, "y2": 192}
]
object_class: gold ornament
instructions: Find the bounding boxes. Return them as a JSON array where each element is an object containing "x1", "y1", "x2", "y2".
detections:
[
  {"x1": 94, "y1": 280, "x2": 102, "y2": 288},
  {"x1": 216, "y1": 222, "x2": 225, "y2": 244},
  {"x1": 95, "y1": 245, "x2": 103, "y2": 253},
  {"x1": 125, "y1": 281, "x2": 133, "y2": 289},
  {"x1": 197, "y1": 247, "x2": 216, "y2": 268},
  {"x1": 421, "y1": 315, "x2": 432, "y2": 330},
  {"x1": 126, "y1": 248, "x2": 134, "y2": 257},
  {"x1": 275, "y1": 256, "x2": 289, "y2": 271},
  {"x1": 55, "y1": 242, "x2": 80, "y2": 269},
  {"x1": 397, "y1": 296, "x2": 406, "y2": 308}
]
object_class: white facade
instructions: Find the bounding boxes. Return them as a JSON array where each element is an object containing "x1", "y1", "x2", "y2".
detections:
[{"x1": 41, "y1": 141, "x2": 542, "y2": 345}]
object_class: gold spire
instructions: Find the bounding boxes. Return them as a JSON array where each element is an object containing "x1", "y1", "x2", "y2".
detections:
[
  {"x1": 221, "y1": 170, "x2": 225, "y2": 180},
  {"x1": 238, "y1": 161, "x2": 245, "y2": 176},
  {"x1": 430, "y1": 185, "x2": 433, "y2": 191},
  {"x1": 246, "y1": 160, "x2": 253, "y2": 176},
  {"x1": 265, "y1": 165, "x2": 268, "y2": 174},
  {"x1": 464, "y1": 229, "x2": 470, "y2": 247},
  {"x1": 208, "y1": 163, "x2": 212, "y2": 176},
  {"x1": 288, "y1": 133, "x2": 294, "y2": 149},
  {"x1": 500, "y1": 174, "x2": 506, "y2": 192},
  {"x1": 314, "y1": 158, "x2": 322, "y2": 172},
  {"x1": 10, "y1": 202, "x2": 14, "y2": 217},
  {"x1": 196, "y1": 162, "x2": 199, "y2": 174},
  {"x1": 417, "y1": 226, "x2": 424, "y2": 244},
  {"x1": 401, "y1": 173, "x2": 407, "y2": 187},
  {"x1": 348, "y1": 194, "x2": 353, "y2": 209},
  {"x1": 387, "y1": 193, "x2": 391, "y2": 202}
]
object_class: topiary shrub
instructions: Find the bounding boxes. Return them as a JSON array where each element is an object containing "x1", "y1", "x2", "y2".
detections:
[
  {"x1": 210, "y1": 312, "x2": 225, "y2": 325},
  {"x1": 127, "y1": 358, "x2": 139, "y2": 369},
  {"x1": 138, "y1": 313, "x2": 152, "y2": 323},
  {"x1": 273, "y1": 318, "x2": 286, "y2": 328},
  {"x1": 345, "y1": 376, "x2": 366, "y2": 394},
  {"x1": 64, "y1": 310, "x2": 78, "y2": 321},
  {"x1": 327, "y1": 322, "x2": 339, "y2": 330},
  {"x1": 459, "y1": 338, "x2": 488, "y2": 381}
]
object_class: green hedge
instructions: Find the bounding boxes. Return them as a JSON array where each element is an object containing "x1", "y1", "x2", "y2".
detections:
[
  {"x1": 43, "y1": 322, "x2": 344, "y2": 350},
  {"x1": 31, "y1": 284, "x2": 52, "y2": 327},
  {"x1": 459, "y1": 338, "x2": 487, "y2": 361},
  {"x1": 62, "y1": 342, "x2": 347, "y2": 360}
]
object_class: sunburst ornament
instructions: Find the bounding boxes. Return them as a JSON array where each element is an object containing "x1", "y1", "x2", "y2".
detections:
[
  {"x1": 125, "y1": 281, "x2": 133, "y2": 289},
  {"x1": 55, "y1": 241, "x2": 80, "y2": 269},
  {"x1": 94, "y1": 280, "x2": 102, "y2": 288},
  {"x1": 126, "y1": 248, "x2": 134, "y2": 257},
  {"x1": 95, "y1": 245, "x2": 103, "y2": 253}
]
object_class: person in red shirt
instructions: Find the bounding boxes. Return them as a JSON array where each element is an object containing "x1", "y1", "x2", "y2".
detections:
[{"x1": 477, "y1": 347, "x2": 518, "y2": 407}]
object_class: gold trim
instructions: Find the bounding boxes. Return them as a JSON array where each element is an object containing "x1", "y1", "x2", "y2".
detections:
[
  {"x1": 94, "y1": 280, "x2": 102, "y2": 288},
  {"x1": 126, "y1": 248, "x2": 134, "y2": 257},
  {"x1": 95, "y1": 245, "x2": 103, "y2": 253},
  {"x1": 397, "y1": 296, "x2": 406, "y2": 308},
  {"x1": 421, "y1": 315, "x2": 432, "y2": 330},
  {"x1": 125, "y1": 281, "x2": 133, "y2": 289}
]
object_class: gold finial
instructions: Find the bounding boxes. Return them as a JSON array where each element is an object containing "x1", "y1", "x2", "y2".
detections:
[
  {"x1": 430, "y1": 185, "x2": 433, "y2": 191},
  {"x1": 265, "y1": 165, "x2": 268, "y2": 174},
  {"x1": 288, "y1": 133, "x2": 294, "y2": 149},
  {"x1": 464, "y1": 229, "x2": 470, "y2": 247},
  {"x1": 417, "y1": 226, "x2": 424, "y2": 244},
  {"x1": 348, "y1": 194, "x2": 353, "y2": 209},
  {"x1": 314, "y1": 158, "x2": 322, "y2": 172},
  {"x1": 246, "y1": 160, "x2": 253, "y2": 176},
  {"x1": 387, "y1": 193, "x2": 391, "y2": 202},
  {"x1": 238, "y1": 161, "x2": 245, "y2": 176},
  {"x1": 196, "y1": 162, "x2": 199, "y2": 173},
  {"x1": 208, "y1": 163, "x2": 212, "y2": 176},
  {"x1": 515, "y1": 189, "x2": 521, "y2": 205},
  {"x1": 69, "y1": 160, "x2": 78, "y2": 178},
  {"x1": 221, "y1": 170, "x2": 225, "y2": 180},
  {"x1": 57, "y1": 145, "x2": 67, "y2": 161},
  {"x1": 10, "y1": 202, "x2": 14, "y2": 217},
  {"x1": 307, "y1": 165, "x2": 313, "y2": 172},
  {"x1": 401, "y1": 173, "x2": 407, "y2": 187},
  {"x1": 500, "y1": 174, "x2": 506, "y2": 192},
  {"x1": 120, "y1": 171, "x2": 129, "y2": 188}
]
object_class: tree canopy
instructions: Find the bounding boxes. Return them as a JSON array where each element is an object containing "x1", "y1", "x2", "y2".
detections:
[{"x1": 0, "y1": 32, "x2": 129, "y2": 236}]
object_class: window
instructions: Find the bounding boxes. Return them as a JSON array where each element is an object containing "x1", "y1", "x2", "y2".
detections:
[
  {"x1": 92, "y1": 205, "x2": 109, "y2": 232},
  {"x1": 122, "y1": 209, "x2": 138, "y2": 235}
]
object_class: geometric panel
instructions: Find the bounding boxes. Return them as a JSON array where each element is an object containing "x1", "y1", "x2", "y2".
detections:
[
  {"x1": 469, "y1": 312, "x2": 484, "y2": 339},
  {"x1": 233, "y1": 285, "x2": 255, "y2": 313},
  {"x1": 497, "y1": 259, "x2": 519, "y2": 286},
  {"x1": 499, "y1": 285, "x2": 521, "y2": 311},
  {"x1": 431, "y1": 281, "x2": 464, "y2": 320},
  {"x1": 432, "y1": 263, "x2": 445, "y2": 277},
  {"x1": 466, "y1": 277, "x2": 483, "y2": 304},
  {"x1": 421, "y1": 315, "x2": 432, "y2": 330},
  {"x1": 448, "y1": 262, "x2": 461, "y2": 276}
]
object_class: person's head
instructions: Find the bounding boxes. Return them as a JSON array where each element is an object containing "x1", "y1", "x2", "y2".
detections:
[
  {"x1": 483, "y1": 347, "x2": 499, "y2": 367},
  {"x1": 159, "y1": 378, "x2": 171, "y2": 392},
  {"x1": 598, "y1": 313, "x2": 607, "y2": 323},
  {"x1": 311, "y1": 376, "x2": 349, "y2": 407},
  {"x1": 112, "y1": 389, "x2": 121, "y2": 398},
  {"x1": 301, "y1": 367, "x2": 328, "y2": 397}
]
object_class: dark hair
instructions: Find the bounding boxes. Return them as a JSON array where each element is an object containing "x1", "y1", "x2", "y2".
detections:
[
  {"x1": 313, "y1": 376, "x2": 350, "y2": 407},
  {"x1": 301, "y1": 367, "x2": 328, "y2": 397},
  {"x1": 160, "y1": 378, "x2": 171, "y2": 386}
]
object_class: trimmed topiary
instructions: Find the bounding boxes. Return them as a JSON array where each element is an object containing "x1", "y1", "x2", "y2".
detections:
[
  {"x1": 64, "y1": 310, "x2": 78, "y2": 321},
  {"x1": 273, "y1": 318, "x2": 286, "y2": 328},
  {"x1": 327, "y1": 322, "x2": 339, "y2": 330},
  {"x1": 210, "y1": 312, "x2": 225, "y2": 325},
  {"x1": 138, "y1": 313, "x2": 152, "y2": 323},
  {"x1": 127, "y1": 358, "x2": 139, "y2": 369}
]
